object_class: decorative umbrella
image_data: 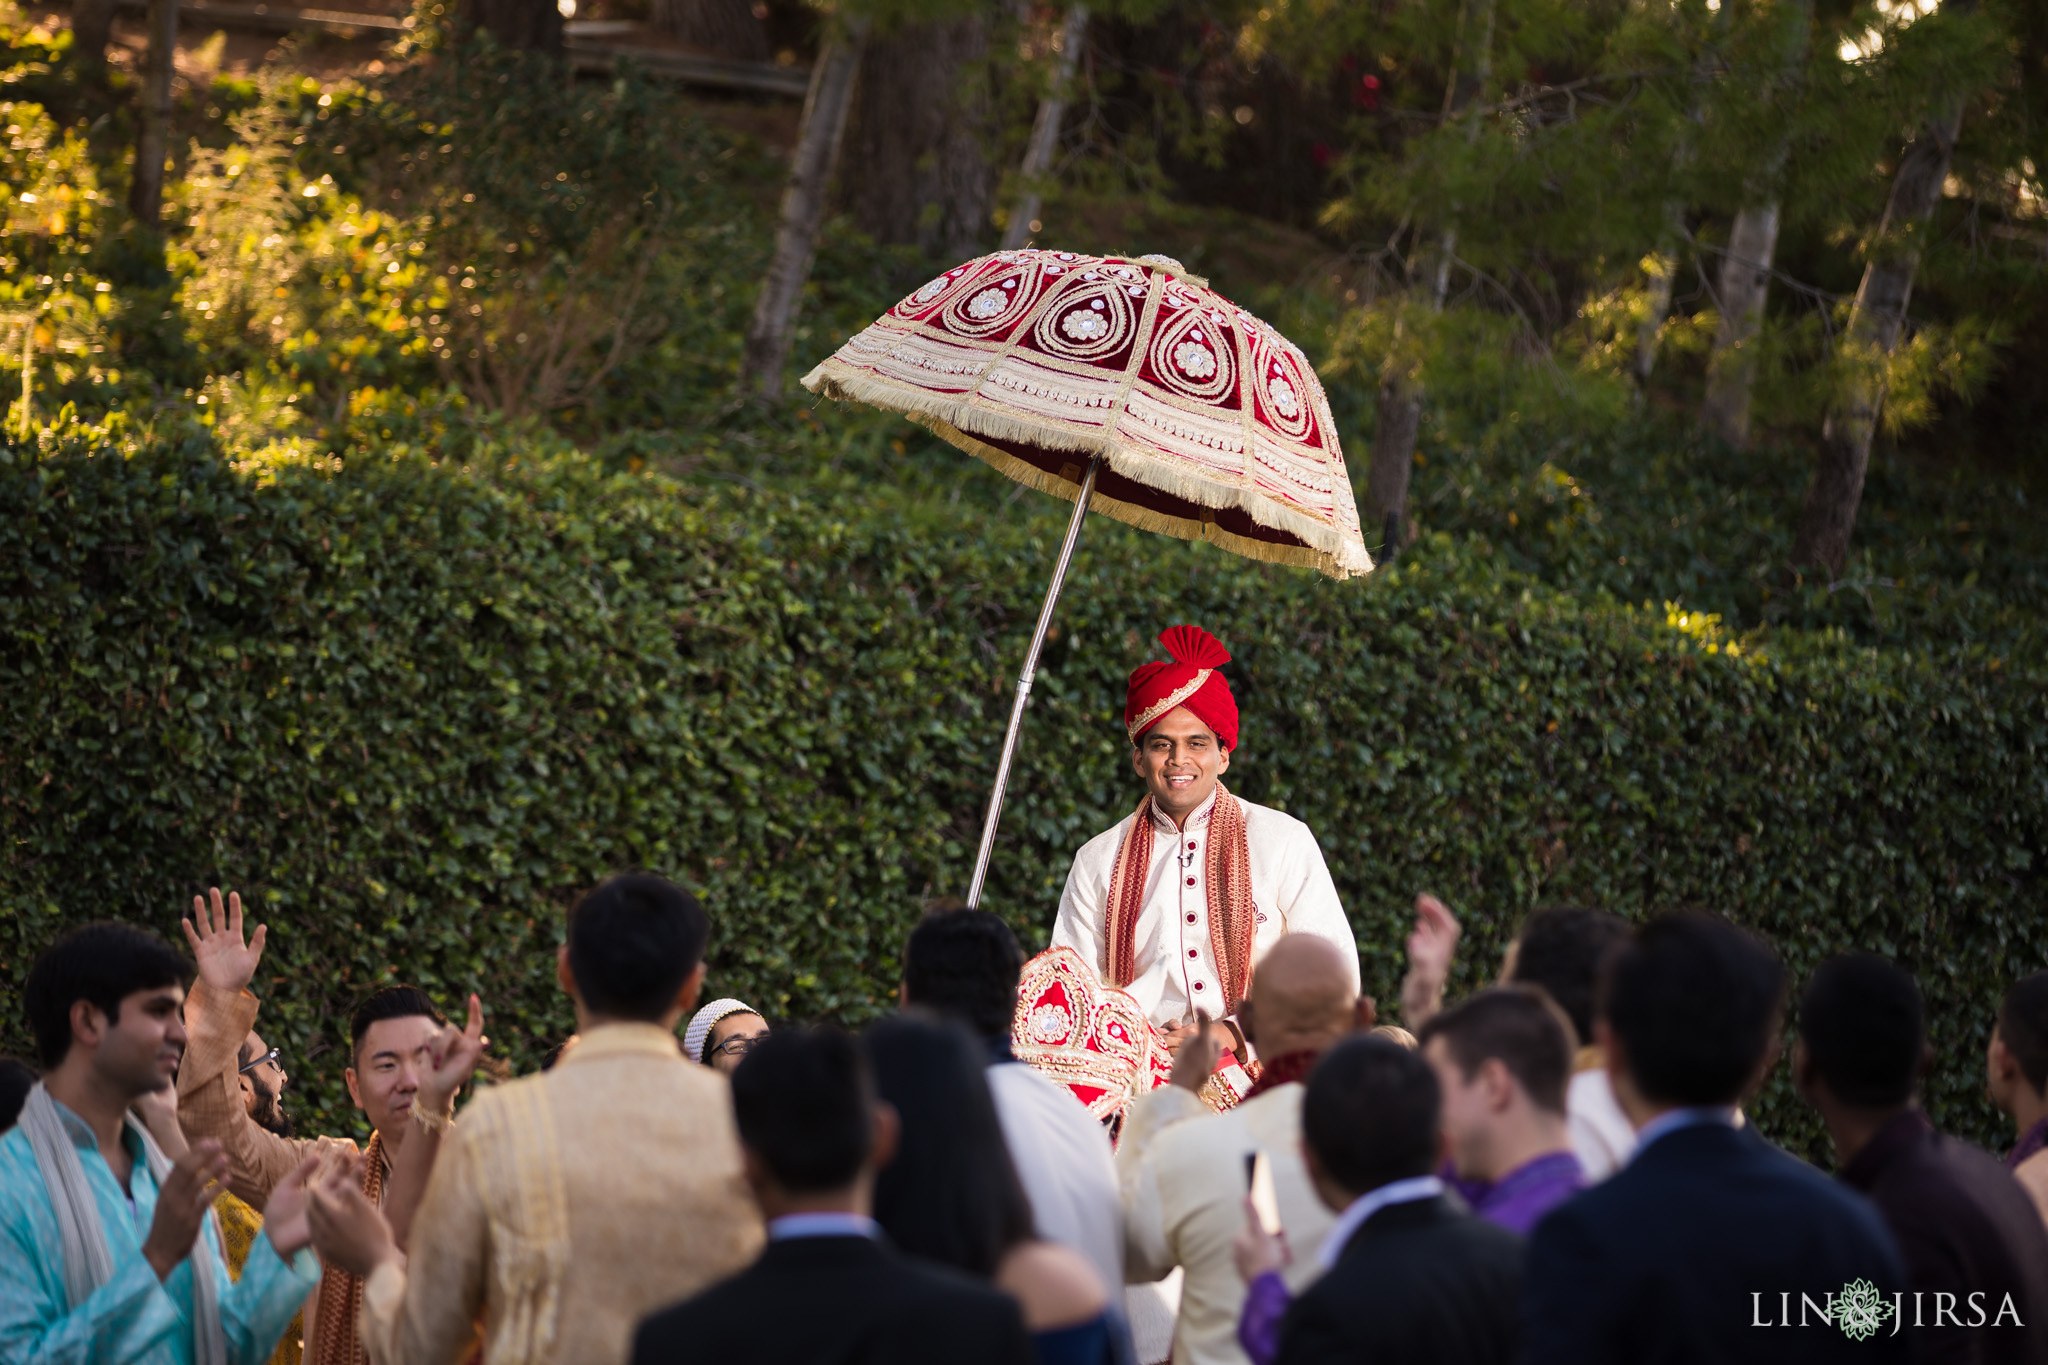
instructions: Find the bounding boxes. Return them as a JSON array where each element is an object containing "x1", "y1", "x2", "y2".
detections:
[{"x1": 802, "y1": 248, "x2": 1371, "y2": 908}]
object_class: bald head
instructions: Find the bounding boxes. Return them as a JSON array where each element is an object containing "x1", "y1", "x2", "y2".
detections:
[{"x1": 1245, "y1": 935, "x2": 1364, "y2": 1060}]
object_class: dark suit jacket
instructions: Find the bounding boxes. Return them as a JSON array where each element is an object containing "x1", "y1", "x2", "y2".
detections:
[
  {"x1": 630, "y1": 1234, "x2": 1036, "y2": 1365},
  {"x1": 1521, "y1": 1121, "x2": 1911, "y2": 1364},
  {"x1": 1842, "y1": 1109, "x2": 2048, "y2": 1365},
  {"x1": 1274, "y1": 1195, "x2": 1523, "y2": 1365}
]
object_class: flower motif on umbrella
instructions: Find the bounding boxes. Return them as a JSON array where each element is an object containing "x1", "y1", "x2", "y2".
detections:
[
  {"x1": 1174, "y1": 337, "x2": 1217, "y2": 379},
  {"x1": 1267, "y1": 372, "x2": 1300, "y2": 419},
  {"x1": 1062, "y1": 302, "x2": 1110, "y2": 341}
]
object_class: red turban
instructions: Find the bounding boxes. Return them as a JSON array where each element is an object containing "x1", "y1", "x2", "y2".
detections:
[{"x1": 1125, "y1": 625, "x2": 1240, "y2": 751}]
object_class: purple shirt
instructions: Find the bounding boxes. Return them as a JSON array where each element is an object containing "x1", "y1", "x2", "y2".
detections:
[
  {"x1": 1238, "y1": 1271, "x2": 1291, "y2": 1365},
  {"x1": 2006, "y1": 1116, "x2": 2047, "y2": 1171},
  {"x1": 1464, "y1": 1150, "x2": 1586, "y2": 1236}
]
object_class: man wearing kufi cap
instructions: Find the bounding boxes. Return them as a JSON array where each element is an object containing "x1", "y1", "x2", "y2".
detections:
[{"x1": 1049, "y1": 626, "x2": 1359, "y2": 1058}]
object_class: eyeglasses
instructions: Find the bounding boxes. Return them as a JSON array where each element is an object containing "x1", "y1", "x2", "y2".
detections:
[
  {"x1": 708, "y1": 1032, "x2": 765, "y2": 1060},
  {"x1": 238, "y1": 1047, "x2": 281, "y2": 1076}
]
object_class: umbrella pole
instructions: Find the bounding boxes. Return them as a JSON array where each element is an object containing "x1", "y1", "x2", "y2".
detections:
[{"x1": 965, "y1": 452, "x2": 1102, "y2": 909}]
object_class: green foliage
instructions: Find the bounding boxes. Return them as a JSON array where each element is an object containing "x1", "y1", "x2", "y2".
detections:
[
  {"x1": 0, "y1": 29, "x2": 773, "y2": 444},
  {"x1": 2, "y1": 423, "x2": 2041, "y2": 1165},
  {"x1": 1396, "y1": 415, "x2": 2047, "y2": 664}
]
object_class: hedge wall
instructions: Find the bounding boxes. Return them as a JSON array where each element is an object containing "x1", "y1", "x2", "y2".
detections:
[{"x1": 3, "y1": 427, "x2": 2043, "y2": 1160}]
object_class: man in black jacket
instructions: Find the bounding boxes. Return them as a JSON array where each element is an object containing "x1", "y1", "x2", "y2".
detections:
[
  {"x1": 1274, "y1": 1034, "x2": 1524, "y2": 1365},
  {"x1": 1796, "y1": 953, "x2": 2048, "y2": 1365},
  {"x1": 631, "y1": 1027, "x2": 1033, "y2": 1365},
  {"x1": 1521, "y1": 913, "x2": 1911, "y2": 1364}
]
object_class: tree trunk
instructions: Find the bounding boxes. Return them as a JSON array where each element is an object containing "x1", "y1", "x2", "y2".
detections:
[
  {"x1": 1700, "y1": 199, "x2": 1781, "y2": 446},
  {"x1": 1632, "y1": 227, "x2": 1677, "y2": 389},
  {"x1": 740, "y1": 23, "x2": 866, "y2": 401},
  {"x1": 648, "y1": 0, "x2": 768, "y2": 62},
  {"x1": 127, "y1": 0, "x2": 177, "y2": 227},
  {"x1": 837, "y1": 12, "x2": 994, "y2": 257},
  {"x1": 459, "y1": 0, "x2": 563, "y2": 55},
  {"x1": 1791, "y1": 97, "x2": 1963, "y2": 572},
  {"x1": 1698, "y1": 0, "x2": 1807, "y2": 445},
  {"x1": 999, "y1": 4, "x2": 1087, "y2": 251},
  {"x1": 1367, "y1": 366, "x2": 1425, "y2": 553},
  {"x1": 1363, "y1": 0, "x2": 1493, "y2": 557},
  {"x1": 69, "y1": 0, "x2": 120, "y2": 67}
]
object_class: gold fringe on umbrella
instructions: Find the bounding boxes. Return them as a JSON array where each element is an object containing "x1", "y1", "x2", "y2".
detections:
[{"x1": 804, "y1": 361, "x2": 1373, "y2": 581}]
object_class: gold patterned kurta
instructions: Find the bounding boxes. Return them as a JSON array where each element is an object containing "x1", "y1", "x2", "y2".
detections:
[
  {"x1": 216, "y1": 1191, "x2": 306, "y2": 1365},
  {"x1": 357, "y1": 1021, "x2": 764, "y2": 1365}
]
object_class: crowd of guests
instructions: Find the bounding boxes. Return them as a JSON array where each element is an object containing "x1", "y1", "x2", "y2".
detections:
[{"x1": 3, "y1": 877, "x2": 2048, "y2": 1365}]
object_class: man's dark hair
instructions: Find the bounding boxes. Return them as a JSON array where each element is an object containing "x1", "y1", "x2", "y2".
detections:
[
  {"x1": 1418, "y1": 986, "x2": 1574, "y2": 1115},
  {"x1": 1599, "y1": 912, "x2": 1785, "y2": 1107},
  {"x1": 23, "y1": 923, "x2": 188, "y2": 1068},
  {"x1": 731, "y1": 1027, "x2": 874, "y2": 1193},
  {"x1": 901, "y1": 907, "x2": 1026, "y2": 1040},
  {"x1": 349, "y1": 986, "x2": 445, "y2": 1065},
  {"x1": 566, "y1": 874, "x2": 710, "y2": 1022},
  {"x1": 1301, "y1": 1035, "x2": 1442, "y2": 1197},
  {"x1": 1800, "y1": 954, "x2": 1924, "y2": 1109},
  {"x1": 1997, "y1": 970, "x2": 2048, "y2": 1095},
  {"x1": 0, "y1": 1057, "x2": 37, "y2": 1131},
  {"x1": 866, "y1": 1012, "x2": 1033, "y2": 1277},
  {"x1": 1508, "y1": 906, "x2": 1631, "y2": 1047}
]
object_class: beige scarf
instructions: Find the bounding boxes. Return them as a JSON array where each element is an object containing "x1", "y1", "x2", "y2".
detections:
[{"x1": 1102, "y1": 782, "x2": 1259, "y2": 1016}]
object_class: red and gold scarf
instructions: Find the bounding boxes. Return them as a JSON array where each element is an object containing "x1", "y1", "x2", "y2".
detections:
[
  {"x1": 1239, "y1": 1048, "x2": 1320, "y2": 1104},
  {"x1": 310, "y1": 1131, "x2": 383, "y2": 1365},
  {"x1": 1103, "y1": 783, "x2": 1258, "y2": 1016}
]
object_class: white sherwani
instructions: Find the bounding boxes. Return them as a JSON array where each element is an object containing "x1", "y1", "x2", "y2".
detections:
[{"x1": 1051, "y1": 791, "x2": 1359, "y2": 1030}]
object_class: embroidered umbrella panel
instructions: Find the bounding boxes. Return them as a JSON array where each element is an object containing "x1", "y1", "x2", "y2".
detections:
[{"x1": 802, "y1": 250, "x2": 1371, "y2": 580}]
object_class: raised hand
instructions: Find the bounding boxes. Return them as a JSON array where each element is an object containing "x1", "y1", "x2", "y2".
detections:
[
  {"x1": 181, "y1": 887, "x2": 267, "y2": 996},
  {"x1": 143, "y1": 1139, "x2": 229, "y2": 1282},
  {"x1": 1168, "y1": 1013, "x2": 1222, "y2": 1096},
  {"x1": 417, "y1": 993, "x2": 487, "y2": 1122},
  {"x1": 307, "y1": 1155, "x2": 400, "y2": 1279},
  {"x1": 1400, "y1": 894, "x2": 1462, "y2": 1029}
]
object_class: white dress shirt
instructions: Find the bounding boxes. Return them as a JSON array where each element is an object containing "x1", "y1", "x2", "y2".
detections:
[
  {"x1": 1052, "y1": 791, "x2": 1359, "y2": 1030},
  {"x1": 1566, "y1": 1067, "x2": 1636, "y2": 1181},
  {"x1": 986, "y1": 1059, "x2": 1123, "y2": 1293},
  {"x1": 1314, "y1": 1175, "x2": 1443, "y2": 1268},
  {"x1": 1117, "y1": 1082, "x2": 1338, "y2": 1365}
]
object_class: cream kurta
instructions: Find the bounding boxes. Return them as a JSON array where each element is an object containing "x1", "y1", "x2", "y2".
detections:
[
  {"x1": 1051, "y1": 791, "x2": 1359, "y2": 1029},
  {"x1": 1117, "y1": 1082, "x2": 1337, "y2": 1365},
  {"x1": 357, "y1": 1022, "x2": 763, "y2": 1365}
]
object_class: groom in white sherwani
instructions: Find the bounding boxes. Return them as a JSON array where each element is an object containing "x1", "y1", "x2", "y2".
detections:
[{"x1": 1050, "y1": 625, "x2": 1358, "y2": 1066}]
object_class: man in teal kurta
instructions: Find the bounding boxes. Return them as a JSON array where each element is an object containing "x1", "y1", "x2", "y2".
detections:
[{"x1": 0, "y1": 923, "x2": 320, "y2": 1364}]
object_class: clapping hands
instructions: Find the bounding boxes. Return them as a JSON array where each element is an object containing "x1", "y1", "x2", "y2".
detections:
[{"x1": 306, "y1": 1153, "x2": 402, "y2": 1279}]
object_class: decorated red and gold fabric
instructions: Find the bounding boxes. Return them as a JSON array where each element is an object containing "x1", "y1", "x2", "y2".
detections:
[
  {"x1": 802, "y1": 250, "x2": 1371, "y2": 580},
  {"x1": 1011, "y1": 947, "x2": 1257, "y2": 1132},
  {"x1": 1012, "y1": 947, "x2": 1174, "y2": 1128}
]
